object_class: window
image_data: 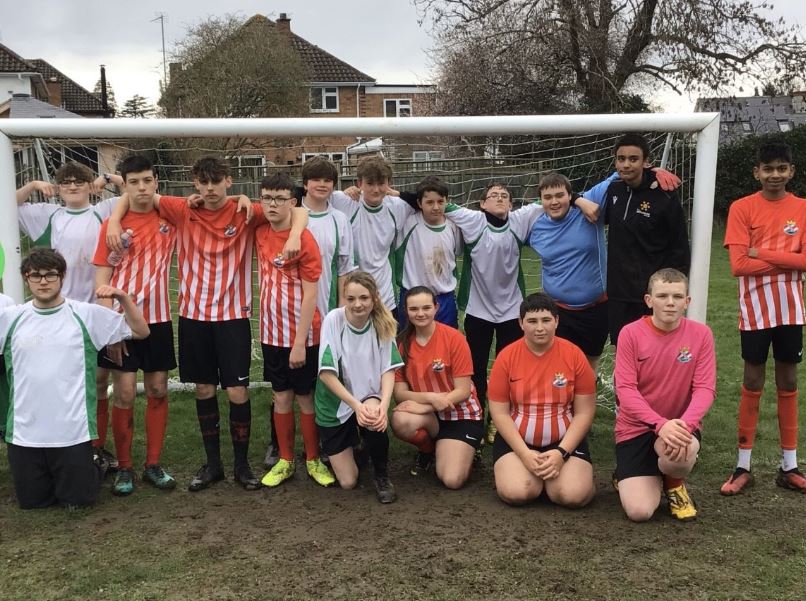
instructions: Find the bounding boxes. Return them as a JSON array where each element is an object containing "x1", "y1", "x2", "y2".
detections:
[
  {"x1": 229, "y1": 154, "x2": 266, "y2": 179},
  {"x1": 779, "y1": 121, "x2": 792, "y2": 132},
  {"x1": 310, "y1": 87, "x2": 339, "y2": 113},
  {"x1": 384, "y1": 98, "x2": 412, "y2": 117},
  {"x1": 741, "y1": 122, "x2": 752, "y2": 132},
  {"x1": 411, "y1": 150, "x2": 445, "y2": 171}
]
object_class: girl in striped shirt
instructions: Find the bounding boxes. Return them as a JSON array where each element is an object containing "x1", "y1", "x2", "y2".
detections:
[{"x1": 392, "y1": 286, "x2": 483, "y2": 489}]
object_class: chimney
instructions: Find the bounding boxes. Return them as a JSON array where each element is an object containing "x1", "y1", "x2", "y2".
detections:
[
  {"x1": 276, "y1": 12, "x2": 291, "y2": 38},
  {"x1": 99, "y1": 65, "x2": 110, "y2": 117},
  {"x1": 46, "y1": 77, "x2": 62, "y2": 108}
]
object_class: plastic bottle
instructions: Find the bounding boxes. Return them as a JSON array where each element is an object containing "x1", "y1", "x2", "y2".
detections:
[{"x1": 107, "y1": 229, "x2": 133, "y2": 266}]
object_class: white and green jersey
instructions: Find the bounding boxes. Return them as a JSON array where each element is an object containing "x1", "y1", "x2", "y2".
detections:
[
  {"x1": 0, "y1": 299, "x2": 132, "y2": 447},
  {"x1": 18, "y1": 198, "x2": 120, "y2": 302},
  {"x1": 329, "y1": 191, "x2": 412, "y2": 309},
  {"x1": 445, "y1": 203, "x2": 543, "y2": 322},
  {"x1": 397, "y1": 213, "x2": 462, "y2": 294},
  {"x1": 315, "y1": 307, "x2": 403, "y2": 428},
  {"x1": 303, "y1": 199, "x2": 356, "y2": 319},
  {"x1": 0, "y1": 294, "x2": 13, "y2": 434}
]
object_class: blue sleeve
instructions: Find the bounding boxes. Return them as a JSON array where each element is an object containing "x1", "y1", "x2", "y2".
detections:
[{"x1": 581, "y1": 172, "x2": 619, "y2": 207}]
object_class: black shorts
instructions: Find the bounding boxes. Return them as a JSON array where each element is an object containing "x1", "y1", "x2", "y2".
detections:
[
  {"x1": 262, "y1": 344, "x2": 319, "y2": 395},
  {"x1": 178, "y1": 317, "x2": 252, "y2": 388},
  {"x1": 608, "y1": 300, "x2": 650, "y2": 346},
  {"x1": 318, "y1": 413, "x2": 360, "y2": 457},
  {"x1": 98, "y1": 321, "x2": 177, "y2": 373},
  {"x1": 436, "y1": 418, "x2": 484, "y2": 450},
  {"x1": 7, "y1": 441, "x2": 101, "y2": 509},
  {"x1": 614, "y1": 429, "x2": 702, "y2": 481},
  {"x1": 557, "y1": 301, "x2": 609, "y2": 357},
  {"x1": 740, "y1": 326, "x2": 803, "y2": 364},
  {"x1": 492, "y1": 432, "x2": 592, "y2": 464}
]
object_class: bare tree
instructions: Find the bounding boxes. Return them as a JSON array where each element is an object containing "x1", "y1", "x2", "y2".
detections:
[
  {"x1": 159, "y1": 14, "x2": 308, "y2": 149},
  {"x1": 416, "y1": 0, "x2": 806, "y2": 112}
]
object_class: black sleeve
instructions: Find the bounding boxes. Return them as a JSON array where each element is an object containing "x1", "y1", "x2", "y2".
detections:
[
  {"x1": 400, "y1": 190, "x2": 420, "y2": 212},
  {"x1": 293, "y1": 186, "x2": 305, "y2": 203},
  {"x1": 664, "y1": 192, "x2": 691, "y2": 275}
]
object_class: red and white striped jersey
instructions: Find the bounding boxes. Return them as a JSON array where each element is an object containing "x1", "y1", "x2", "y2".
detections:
[
  {"x1": 93, "y1": 210, "x2": 176, "y2": 324},
  {"x1": 395, "y1": 322, "x2": 482, "y2": 421},
  {"x1": 725, "y1": 192, "x2": 806, "y2": 330},
  {"x1": 255, "y1": 225, "x2": 322, "y2": 347},
  {"x1": 487, "y1": 337, "x2": 595, "y2": 447},
  {"x1": 158, "y1": 197, "x2": 264, "y2": 322}
]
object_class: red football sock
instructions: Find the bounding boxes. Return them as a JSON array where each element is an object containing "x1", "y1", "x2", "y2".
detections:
[
  {"x1": 94, "y1": 396, "x2": 110, "y2": 448},
  {"x1": 274, "y1": 410, "x2": 296, "y2": 461},
  {"x1": 145, "y1": 396, "x2": 168, "y2": 466},
  {"x1": 738, "y1": 386, "x2": 762, "y2": 449},
  {"x1": 408, "y1": 428, "x2": 435, "y2": 454},
  {"x1": 300, "y1": 411, "x2": 320, "y2": 461},
  {"x1": 777, "y1": 389, "x2": 799, "y2": 451},
  {"x1": 111, "y1": 406, "x2": 134, "y2": 469},
  {"x1": 664, "y1": 476, "x2": 684, "y2": 490}
]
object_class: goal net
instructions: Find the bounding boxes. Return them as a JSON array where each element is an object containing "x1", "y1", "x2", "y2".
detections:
[{"x1": 0, "y1": 114, "x2": 720, "y2": 408}]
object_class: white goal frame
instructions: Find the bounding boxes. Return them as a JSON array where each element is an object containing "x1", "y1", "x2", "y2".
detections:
[{"x1": 0, "y1": 113, "x2": 720, "y2": 322}]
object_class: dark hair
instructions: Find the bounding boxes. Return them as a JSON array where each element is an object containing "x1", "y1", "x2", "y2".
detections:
[
  {"x1": 356, "y1": 156, "x2": 392, "y2": 184},
  {"x1": 21, "y1": 247, "x2": 66, "y2": 277},
  {"x1": 54, "y1": 161, "x2": 93, "y2": 184},
  {"x1": 757, "y1": 141, "x2": 793, "y2": 165},
  {"x1": 260, "y1": 172, "x2": 296, "y2": 192},
  {"x1": 537, "y1": 172, "x2": 572, "y2": 194},
  {"x1": 416, "y1": 176, "x2": 449, "y2": 201},
  {"x1": 397, "y1": 286, "x2": 438, "y2": 376},
  {"x1": 613, "y1": 133, "x2": 650, "y2": 161},
  {"x1": 301, "y1": 156, "x2": 339, "y2": 186},
  {"x1": 118, "y1": 154, "x2": 155, "y2": 181},
  {"x1": 483, "y1": 182, "x2": 511, "y2": 197},
  {"x1": 191, "y1": 156, "x2": 230, "y2": 182},
  {"x1": 519, "y1": 291, "x2": 559, "y2": 319}
]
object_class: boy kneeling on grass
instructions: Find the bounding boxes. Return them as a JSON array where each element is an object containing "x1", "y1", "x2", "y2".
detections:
[{"x1": 614, "y1": 268, "x2": 716, "y2": 522}]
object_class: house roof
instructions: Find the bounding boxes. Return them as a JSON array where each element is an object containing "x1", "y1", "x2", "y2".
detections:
[
  {"x1": 243, "y1": 15, "x2": 375, "y2": 83},
  {"x1": 28, "y1": 59, "x2": 110, "y2": 115},
  {"x1": 0, "y1": 93, "x2": 83, "y2": 118},
  {"x1": 0, "y1": 42, "x2": 36, "y2": 73}
]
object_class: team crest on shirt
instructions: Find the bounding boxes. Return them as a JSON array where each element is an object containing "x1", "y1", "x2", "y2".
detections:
[
  {"x1": 784, "y1": 220, "x2": 799, "y2": 236},
  {"x1": 272, "y1": 253, "x2": 286, "y2": 268},
  {"x1": 677, "y1": 347, "x2": 693, "y2": 363},
  {"x1": 224, "y1": 224, "x2": 237, "y2": 237},
  {"x1": 552, "y1": 372, "x2": 568, "y2": 388},
  {"x1": 158, "y1": 220, "x2": 170, "y2": 234},
  {"x1": 637, "y1": 200, "x2": 651, "y2": 218},
  {"x1": 431, "y1": 358, "x2": 445, "y2": 372}
]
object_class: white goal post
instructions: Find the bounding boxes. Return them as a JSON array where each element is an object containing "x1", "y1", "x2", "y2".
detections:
[{"x1": 0, "y1": 113, "x2": 720, "y2": 321}]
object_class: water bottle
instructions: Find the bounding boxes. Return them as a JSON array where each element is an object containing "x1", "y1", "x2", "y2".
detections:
[{"x1": 107, "y1": 229, "x2": 133, "y2": 266}]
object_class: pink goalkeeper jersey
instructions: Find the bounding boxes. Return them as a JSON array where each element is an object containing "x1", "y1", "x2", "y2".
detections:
[{"x1": 614, "y1": 317, "x2": 716, "y2": 443}]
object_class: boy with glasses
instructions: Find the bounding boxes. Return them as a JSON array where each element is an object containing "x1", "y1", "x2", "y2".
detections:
[
  {"x1": 0, "y1": 248, "x2": 149, "y2": 509},
  {"x1": 16, "y1": 162, "x2": 124, "y2": 470},
  {"x1": 255, "y1": 173, "x2": 334, "y2": 488}
]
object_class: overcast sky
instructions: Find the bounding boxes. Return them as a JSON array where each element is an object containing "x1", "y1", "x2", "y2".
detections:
[{"x1": 1, "y1": 0, "x2": 804, "y2": 113}]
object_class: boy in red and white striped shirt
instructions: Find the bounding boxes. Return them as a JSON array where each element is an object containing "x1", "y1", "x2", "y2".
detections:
[
  {"x1": 107, "y1": 157, "x2": 309, "y2": 493},
  {"x1": 94, "y1": 155, "x2": 177, "y2": 496},
  {"x1": 487, "y1": 292, "x2": 596, "y2": 507},
  {"x1": 722, "y1": 142, "x2": 806, "y2": 495},
  {"x1": 255, "y1": 173, "x2": 334, "y2": 488}
]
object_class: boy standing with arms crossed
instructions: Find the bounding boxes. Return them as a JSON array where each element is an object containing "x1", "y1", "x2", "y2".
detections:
[{"x1": 721, "y1": 141, "x2": 806, "y2": 494}]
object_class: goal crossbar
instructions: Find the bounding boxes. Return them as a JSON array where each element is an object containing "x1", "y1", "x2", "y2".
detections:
[{"x1": 0, "y1": 112, "x2": 721, "y2": 322}]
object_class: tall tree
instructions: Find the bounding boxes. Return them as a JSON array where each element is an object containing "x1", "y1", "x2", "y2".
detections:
[
  {"x1": 159, "y1": 14, "x2": 308, "y2": 149},
  {"x1": 93, "y1": 78, "x2": 118, "y2": 114},
  {"x1": 416, "y1": 0, "x2": 806, "y2": 113},
  {"x1": 120, "y1": 94, "x2": 156, "y2": 118}
]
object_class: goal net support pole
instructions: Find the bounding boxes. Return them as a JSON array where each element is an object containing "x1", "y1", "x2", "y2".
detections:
[{"x1": 0, "y1": 113, "x2": 720, "y2": 321}]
